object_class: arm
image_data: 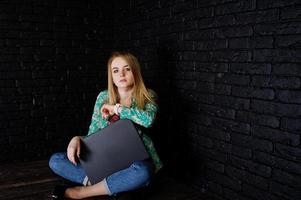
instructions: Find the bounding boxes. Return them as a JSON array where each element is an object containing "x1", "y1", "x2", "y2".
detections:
[
  {"x1": 119, "y1": 102, "x2": 158, "y2": 128},
  {"x1": 67, "y1": 136, "x2": 82, "y2": 165},
  {"x1": 87, "y1": 91, "x2": 109, "y2": 135}
]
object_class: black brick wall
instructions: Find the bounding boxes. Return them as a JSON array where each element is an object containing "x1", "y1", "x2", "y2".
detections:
[
  {"x1": 1, "y1": 0, "x2": 301, "y2": 200},
  {"x1": 111, "y1": 0, "x2": 301, "y2": 200},
  {"x1": 0, "y1": 0, "x2": 113, "y2": 162}
]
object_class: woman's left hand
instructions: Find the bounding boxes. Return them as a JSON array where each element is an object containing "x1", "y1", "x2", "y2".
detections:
[{"x1": 100, "y1": 104, "x2": 115, "y2": 119}]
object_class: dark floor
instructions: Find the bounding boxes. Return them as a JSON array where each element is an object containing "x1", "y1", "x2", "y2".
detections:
[{"x1": 0, "y1": 160, "x2": 207, "y2": 200}]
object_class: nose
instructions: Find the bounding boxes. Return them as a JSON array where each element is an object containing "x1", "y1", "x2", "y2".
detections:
[{"x1": 120, "y1": 69, "x2": 125, "y2": 77}]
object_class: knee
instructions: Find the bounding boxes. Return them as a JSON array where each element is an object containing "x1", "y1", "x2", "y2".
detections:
[
  {"x1": 132, "y1": 161, "x2": 152, "y2": 184},
  {"x1": 49, "y1": 152, "x2": 65, "y2": 172}
]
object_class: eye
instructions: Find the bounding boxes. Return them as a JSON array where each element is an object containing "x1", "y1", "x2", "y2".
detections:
[
  {"x1": 113, "y1": 69, "x2": 118, "y2": 73},
  {"x1": 125, "y1": 67, "x2": 131, "y2": 71}
]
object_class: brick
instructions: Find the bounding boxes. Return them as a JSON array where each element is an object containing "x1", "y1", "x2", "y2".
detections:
[
  {"x1": 232, "y1": 86, "x2": 275, "y2": 100},
  {"x1": 216, "y1": 73, "x2": 250, "y2": 85},
  {"x1": 199, "y1": 104, "x2": 235, "y2": 119},
  {"x1": 215, "y1": 26, "x2": 253, "y2": 38},
  {"x1": 252, "y1": 125, "x2": 300, "y2": 146},
  {"x1": 214, "y1": 83, "x2": 231, "y2": 95},
  {"x1": 280, "y1": 5, "x2": 301, "y2": 20},
  {"x1": 0, "y1": 4, "x2": 15, "y2": 13},
  {"x1": 187, "y1": 113, "x2": 212, "y2": 127},
  {"x1": 178, "y1": 41, "x2": 194, "y2": 51},
  {"x1": 229, "y1": 38, "x2": 249, "y2": 49},
  {"x1": 215, "y1": 0, "x2": 256, "y2": 15},
  {"x1": 225, "y1": 165, "x2": 269, "y2": 190},
  {"x1": 211, "y1": 117, "x2": 251, "y2": 135},
  {"x1": 0, "y1": 71, "x2": 32, "y2": 80},
  {"x1": 198, "y1": 146, "x2": 228, "y2": 163},
  {"x1": 195, "y1": 135, "x2": 213, "y2": 149},
  {"x1": 174, "y1": 79, "x2": 196, "y2": 90},
  {"x1": 242, "y1": 184, "x2": 281, "y2": 200},
  {"x1": 272, "y1": 169, "x2": 301, "y2": 188},
  {"x1": 0, "y1": 104, "x2": 19, "y2": 112},
  {"x1": 277, "y1": 90, "x2": 301, "y2": 103},
  {"x1": 281, "y1": 117, "x2": 301, "y2": 132},
  {"x1": 230, "y1": 63, "x2": 271, "y2": 75},
  {"x1": 195, "y1": 39, "x2": 227, "y2": 50},
  {"x1": 0, "y1": 80, "x2": 15, "y2": 87},
  {"x1": 212, "y1": 50, "x2": 252, "y2": 62},
  {"x1": 224, "y1": 188, "x2": 252, "y2": 200},
  {"x1": 206, "y1": 159, "x2": 225, "y2": 173},
  {"x1": 236, "y1": 9, "x2": 278, "y2": 25},
  {"x1": 229, "y1": 155, "x2": 272, "y2": 177},
  {"x1": 236, "y1": 111, "x2": 279, "y2": 128},
  {"x1": 250, "y1": 36, "x2": 274, "y2": 48},
  {"x1": 198, "y1": 15, "x2": 235, "y2": 29},
  {"x1": 182, "y1": 7, "x2": 213, "y2": 20},
  {"x1": 273, "y1": 63, "x2": 301, "y2": 76},
  {"x1": 0, "y1": 14, "x2": 18, "y2": 21},
  {"x1": 197, "y1": 72, "x2": 216, "y2": 82},
  {"x1": 206, "y1": 169, "x2": 242, "y2": 191},
  {"x1": 254, "y1": 22, "x2": 301, "y2": 35},
  {"x1": 212, "y1": 140, "x2": 231, "y2": 153},
  {"x1": 258, "y1": 0, "x2": 299, "y2": 9},
  {"x1": 251, "y1": 99, "x2": 301, "y2": 117},
  {"x1": 198, "y1": 125, "x2": 231, "y2": 141},
  {"x1": 214, "y1": 95, "x2": 250, "y2": 110},
  {"x1": 270, "y1": 181, "x2": 301, "y2": 200},
  {"x1": 196, "y1": 82, "x2": 214, "y2": 93},
  {"x1": 254, "y1": 151, "x2": 301, "y2": 175},
  {"x1": 16, "y1": 4, "x2": 33, "y2": 13},
  {"x1": 231, "y1": 132, "x2": 273, "y2": 152},
  {"x1": 175, "y1": 61, "x2": 195, "y2": 71},
  {"x1": 253, "y1": 49, "x2": 301, "y2": 62},
  {"x1": 195, "y1": 62, "x2": 228, "y2": 73},
  {"x1": 231, "y1": 144, "x2": 252, "y2": 159},
  {"x1": 208, "y1": 181, "x2": 223, "y2": 195},
  {"x1": 276, "y1": 35, "x2": 301, "y2": 48},
  {"x1": 184, "y1": 30, "x2": 215, "y2": 40},
  {"x1": 196, "y1": 93, "x2": 215, "y2": 104},
  {"x1": 182, "y1": 51, "x2": 211, "y2": 61},
  {"x1": 251, "y1": 75, "x2": 300, "y2": 89},
  {"x1": 274, "y1": 143, "x2": 301, "y2": 160}
]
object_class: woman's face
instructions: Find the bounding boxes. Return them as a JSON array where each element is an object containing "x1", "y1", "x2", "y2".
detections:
[{"x1": 111, "y1": 57, "x2": 134, "y2": 89}]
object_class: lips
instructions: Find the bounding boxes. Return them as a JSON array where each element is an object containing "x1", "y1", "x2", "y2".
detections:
[{"x1": 119, "y1": 79, "x2": 127, "y2": 82}]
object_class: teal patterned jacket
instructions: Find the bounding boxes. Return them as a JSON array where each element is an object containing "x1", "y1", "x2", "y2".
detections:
[{"x1": 87, "y1": 90, "x2": 163, "y2": 173}]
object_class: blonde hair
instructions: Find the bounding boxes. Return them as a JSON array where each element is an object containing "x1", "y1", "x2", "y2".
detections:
[{"x1": 106, "y1": 51, "x2": 157, "y2": 109}]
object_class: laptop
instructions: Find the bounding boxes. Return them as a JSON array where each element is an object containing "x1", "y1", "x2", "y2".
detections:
[{"x1": 79, "y1": 119, "x2": 150, "y2": 184}]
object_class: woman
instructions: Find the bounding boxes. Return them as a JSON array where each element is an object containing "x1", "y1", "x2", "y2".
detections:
[{"x1": 49, "y1": 51, "x2": 163, "y2": 199}]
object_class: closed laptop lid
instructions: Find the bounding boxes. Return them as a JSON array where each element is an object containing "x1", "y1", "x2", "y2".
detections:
[{"x1": 79, "y1": 119, "x2": 149, "y2": 184}]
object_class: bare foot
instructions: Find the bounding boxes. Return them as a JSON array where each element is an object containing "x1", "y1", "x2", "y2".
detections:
[{"x1": 64, "y1": 186, "x2": 84, "y2": 199}]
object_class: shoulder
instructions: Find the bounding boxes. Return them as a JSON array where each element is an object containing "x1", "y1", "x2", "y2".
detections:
[{"x1": 96, "y1": 90, "x2": 109, "y2": 102}]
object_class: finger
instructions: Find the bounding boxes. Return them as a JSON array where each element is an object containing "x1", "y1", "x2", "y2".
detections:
[
  {"x1": 71, "y1": 154, "x2": 77, "y2": 165},
  {"x1": 77, "y1": 145, "x2": 81, "y2": 158},
  {"x1": 68, "y1": 148, "x2": 77, "y2": 165}
]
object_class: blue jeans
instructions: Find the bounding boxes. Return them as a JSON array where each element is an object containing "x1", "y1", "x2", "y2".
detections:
[{"x1": 49, "y1": 152, "x2": 154, "y2": 196}]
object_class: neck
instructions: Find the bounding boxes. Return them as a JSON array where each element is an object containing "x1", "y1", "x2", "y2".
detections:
[{"x1": 118, "y1": 87, "x2": 134, "y2": 100}]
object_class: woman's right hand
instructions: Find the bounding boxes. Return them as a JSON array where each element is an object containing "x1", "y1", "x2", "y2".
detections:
[{"x1": 67, "y1": 136, "x2": 81, "y2": 165}]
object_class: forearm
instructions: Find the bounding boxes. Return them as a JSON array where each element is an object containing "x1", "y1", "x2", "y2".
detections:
[{"x1": 118, "y1": 104, "x2": 157, "y2": 128}]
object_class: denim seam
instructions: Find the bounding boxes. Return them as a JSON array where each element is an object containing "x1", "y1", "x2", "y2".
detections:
[
  {"x1": 83, "y1": 176, "x2": 89, "y2": 186},
  {"x1": 103, "y1": 178, "x2": 113, "y2": 196}
]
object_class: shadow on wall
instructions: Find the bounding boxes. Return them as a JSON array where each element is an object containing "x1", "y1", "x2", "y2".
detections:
[{"x1": 152, "y1": 38, "x2": 205, "y2": 182}]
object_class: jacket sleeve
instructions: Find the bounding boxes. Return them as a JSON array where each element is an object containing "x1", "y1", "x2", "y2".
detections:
[
  {"x1": 87, "y1": 91, "x2": 109, "y2": 135},
  {"x1": 119, "y1": 102, "x2": 158, "y2": 128}
]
